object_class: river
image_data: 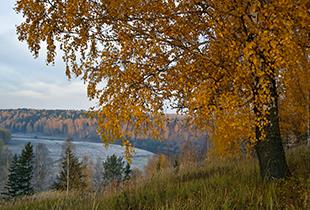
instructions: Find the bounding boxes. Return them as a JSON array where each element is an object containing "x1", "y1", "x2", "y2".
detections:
[{"x1": 7, "y1": 134, "x2": 154, "y2": 171}]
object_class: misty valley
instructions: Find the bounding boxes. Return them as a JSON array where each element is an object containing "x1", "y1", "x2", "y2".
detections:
[
  {"x1": 0, "y1": 131, "x2": 154, "y2": 193},
  {"x1": 9, "y1": 134, "x2": 154, "y2": 171}
]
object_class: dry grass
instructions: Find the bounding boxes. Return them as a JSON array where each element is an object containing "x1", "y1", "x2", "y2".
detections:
[{"x1": 0, "y1": 146, "x2": 309, "y2": 210}]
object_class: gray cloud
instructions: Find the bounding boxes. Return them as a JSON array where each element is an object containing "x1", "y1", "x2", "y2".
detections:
[{"x1": 0, "y1": 0, "x2": 92, "y2": 110}]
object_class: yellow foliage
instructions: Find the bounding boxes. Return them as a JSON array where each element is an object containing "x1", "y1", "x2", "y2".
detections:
[
  {"x1": 210, "y1": 108, "x2": 254, "y2": 159},
  {"x1": 280, "y1": 54, "x2": 310, "y2": 144},
  {"x1": 15, "y1": 0, "x2": 309, "y2": 158}
]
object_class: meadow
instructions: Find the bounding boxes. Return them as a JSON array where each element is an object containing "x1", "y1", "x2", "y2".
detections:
[{"x1": 0, "y1": 145, "x2": 309, "y2": 210}]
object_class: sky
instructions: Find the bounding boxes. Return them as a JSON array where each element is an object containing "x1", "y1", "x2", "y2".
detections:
[{"x1": 0, "y1": 0, "x2": 92, "y2": 110}]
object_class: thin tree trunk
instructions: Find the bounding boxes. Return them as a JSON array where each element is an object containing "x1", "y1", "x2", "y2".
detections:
[
  {"x1": 307, "y1": 90, "x2": 310, "y2": 145},
  {"x1": 66, "y1": 154, "x2": 69, "y2": 196},
  {"x1": 254, "y1": 76, "x2": 290, "y2": 180}
]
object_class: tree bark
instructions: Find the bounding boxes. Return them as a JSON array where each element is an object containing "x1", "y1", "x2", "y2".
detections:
[
  {"x1": 307, "y1": 90, "x2": 310, "y2": 145},
  {"x1": 254, "y1": 76, "x2": 290, "y2": 180}
]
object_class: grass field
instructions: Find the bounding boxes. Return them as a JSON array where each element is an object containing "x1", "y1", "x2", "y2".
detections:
[{"x1": 0, "y1": 146, "x2": 309, "y2": 210}]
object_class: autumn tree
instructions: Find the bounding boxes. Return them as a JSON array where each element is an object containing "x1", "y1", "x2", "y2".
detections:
[
  {"x1": 0, "y1": 128, "x2": 11, "y2": 143},
  {"x1": 15, "y1": 0, "x2": 309, "y2": 180},
  {"x1": 32, "y1": 143, "x2": 53, "y2": 192},
  {"x1": 81, "y1": 155, "x2": 94, "y2": 191},
  {"x1": 0, "y1": 146, "x2": 13, "y2": 191},
  {"x1": 279, "y1": 60, "x2": 310, "y2": 146},
  {"x1": 93, "y1": 158, "x2": 104, "y2": 191},
  {"x1": 145, "y1": 154, "x2": 171, "y2": 177}
]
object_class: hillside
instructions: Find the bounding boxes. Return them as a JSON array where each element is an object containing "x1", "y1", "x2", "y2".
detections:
[
  {"x1": 0, "y1": 146, "x2": 309, "y2": 210},
  {"x1": 0, "y1": 109, "x2": 97, "y2": 139},
  {"x1": 0, "y1": 109, "x2": 208, "y2": 155}
]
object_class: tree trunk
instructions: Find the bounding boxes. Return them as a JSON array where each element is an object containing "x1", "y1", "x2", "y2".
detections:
[
  {"x1": 254, "y1": 76, "x2": 290, "y2": 180},
  {"x1": 307, "y1": 90, "x2": 310, "y2": 145}
]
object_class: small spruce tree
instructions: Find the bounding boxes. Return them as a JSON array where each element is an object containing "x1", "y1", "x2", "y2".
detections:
[
  {"x1": 2, "y1": 142, "x2": 34, "y2": 198},
  {"x1": 18, "y1": 142, "x2": 34, "y2": 195},
  {"x1": 2, "y1": 155, "x2": 20, "y2": 198},
  {"x1": 54, "y1": 139, "x2": 85, "y2": 191},
  {"x1": 102, "y1": 154, "x2": 131, "y2": 186}
]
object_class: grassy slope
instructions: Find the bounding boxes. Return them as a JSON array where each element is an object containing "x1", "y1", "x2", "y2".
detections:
[{"x1": 1, "y1": 146, "x2": 309, "y2": 210}]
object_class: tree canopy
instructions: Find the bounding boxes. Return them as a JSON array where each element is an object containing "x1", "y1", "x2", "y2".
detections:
[{"x1": 15, "y1": 0, "x2": 309, "y2": 179}]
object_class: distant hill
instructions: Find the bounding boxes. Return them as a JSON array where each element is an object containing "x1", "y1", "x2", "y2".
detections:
[
  {"x1": 0, "y1": 109, "x2": 98, "y2": 140},
  {"x1": 0, "y1": 109, "x2": 208, "y2": 156}
]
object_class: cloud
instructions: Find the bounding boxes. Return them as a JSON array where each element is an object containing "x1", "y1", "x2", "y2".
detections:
[
  {"x1": 0, "y1": 80, "x2": 93, "y2": 110},
  {"x1": 0, "y1": 0, "x2": 19, "y2": 35},
  {"x1": 0, "y1": 0, "x2": 93, "y2": 110}
]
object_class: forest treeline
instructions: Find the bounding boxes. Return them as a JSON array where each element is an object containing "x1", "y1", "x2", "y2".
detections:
[
  {"x1": 0, "y1": 109, "x2": 97, "y2": 139},
  {"x1": 0, "y1": 109, "x2": 208, "y2": 156}
]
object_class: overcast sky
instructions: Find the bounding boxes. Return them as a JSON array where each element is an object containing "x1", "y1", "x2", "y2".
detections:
[{"x1": 0, "y1": 0, "x2": 92, "y2": 110}]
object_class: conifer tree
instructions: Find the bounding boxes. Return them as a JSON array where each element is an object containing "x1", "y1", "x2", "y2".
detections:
[
  {"x1": 18, "y1": 142, "x2": 34, "y2": 195},
  {"x1": 54, "y1": 139, "x2": 85, "y2": 191},
  {"x1": 2, "y1": 155, "x2": 20, "y2": 198},
  {"x1": 2, "y1": 142, "x2": 34, "y2": 198},
  {"x1": 102, "y1": 155, "x2": 131, "y2": 185}
]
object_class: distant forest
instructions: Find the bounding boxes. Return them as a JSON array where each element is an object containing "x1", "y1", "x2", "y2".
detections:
[
  {"x1": 0, "y1": 109, "x2": 97, "y2": 139},
  {"x1": 0, "y1": 109, "x2": 208, "y2": 156}
]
